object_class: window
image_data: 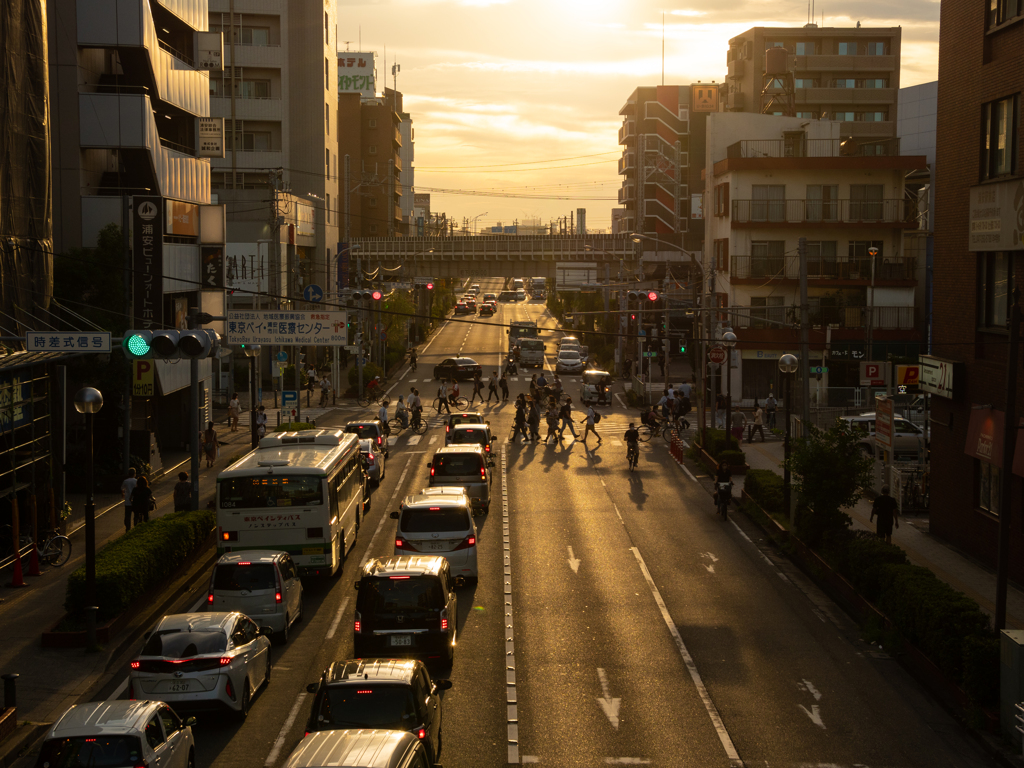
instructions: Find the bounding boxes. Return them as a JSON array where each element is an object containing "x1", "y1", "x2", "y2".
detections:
[
  {"x1": 794, "y1": 78, "x2": 818, "y2": 89},
  {"x1": 216, "y1": 26, "x2": 269, "y2": 45},
  {"x1": 837, "y1": 41, "x2": 858, "y2": 55},
  {"x1": 751, "y1": 241, "x2": 785, "y2": 278},
  {"x1": 238, "y1": 80, "x2": 270, "y2": 99},
  {"x1": 981, "y1": 95, "x2": 1019, "y2": 179},
  {"x1": 145, "y1": 717, "x2": 164, "y2": 750},
  {"x1": 806, "y1": 185, "x2": 838, "y2": 221},
  {"x1": 326, "y1": 193, "x2": 331, "y2": 223},
  {"x1": 368, "y1": 119, "x2": 377, "y2": 128},
  {"x1": 751, "y1": 297, "x2": 785, "y2": 328},
  {"x1": 989, "y1": 0, "x2": 1024, "y2": 26},
  {"x1": 865, "y1": 41, "x2": 887, "y2": 55},
  {"x1": 325, "y1": 57, "x2": 329, "y2": 89},
  {"x1": 326, "y1": 103, "x2": 329, "y2": 134},
  {"x1": 839, "y1": 41, "x2": 888, "y2": 55},
  {"x1": 713, "y1": 183, "x2": 729, "y2": 216},
  {"x1": 794, "y1": 41, "x2": 818, "y2": 55},
  {"x1": 849, "y1": 184, "x2": 884, "y2": 220},
  {"x1": 978, "y1": 252, "x2": 1014, "y2": 329},
  {"x1": 369, "y1": 145, "x2": 378, "y2": 155},
  {"x1": 833, "y1": 78, "x2": 857, "y2": 88},
  {"x1": 858, "y1": 111, "x2": 888, "y2": 122},
  {"x1": 231, "y1": 131, "x2": 271, "y2": 151},
  {"x1": 979, "y1": 460, "x2": 1001, "y2": 514},
  {"x1": 860, "y1": 78, "x2": 888, "y2": 88},
  {"x1": 796, "y1": 111, "x2": 818, "y2": 119},
  {"x1": 751, "y1": 185, "x2": 785, "y2": 222},
  {"x1": 369, "y1": 224, "x2": 378, "y2": 233},
  {"x1": 713, "y1": 238, "x2": 729, "y2": 271},
  {"x1": 209, "y1": 77, "x2": 222, "y2": 97},
  {"x1": 848, "y1": 241, "x2": 883, "y2": 278},
  {"x1": 832, "y1": 111, "x2": 856, "y2": 122},
  {"x1": 326, "y1": 148, "x2": 330, "y2": 175},
  {"x1": 805, "y1": 241, "x2": 838, "y2": 276},
  {"x1": 325, "y1": 11, "x2": 329, "y2": 44}
]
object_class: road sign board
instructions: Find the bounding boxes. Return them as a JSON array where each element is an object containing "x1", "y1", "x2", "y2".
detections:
[
  {"x1": 708, "y1": 347, "x2": 727, "y2": 365},
  {"x1": 228, "y1": 310, "x2": 348, "y2": 346},
  {"x1": 859, "y1": 361, "x2": 888, "y2": 387},
  {"x1": 276, "y1": 351, "x2": 288, "y2": 362},
  {"x1": 642, "y1": 351, "x2": 658, "y2": 358},
  {"x1": 875, "y1": 395, "x2": 893, "y2": 449},
  {"x1": 920, "y1": 355, "x2": 957, "y2": 398},
  {"x1": 896, "y1": 364, "x2": 920, "y2": 387},
  {"x1": 303, "y1": 284, "x2": 324, "y2": 303},
  {"x1": 810, "y1": 366, "x2": 829, "y2": 374},
  {"x1": 26, "y1": 332, "x2": 111, "y2": 353},
  {"x1": 133, "y1": 360, "x2": 154, "y2": 397},
  {"x1": 638, "y1": 330, "x2": 646, "y2": 337},
  {"x1": 282, "y1": 390, "x2": 298, "y2": 409}
]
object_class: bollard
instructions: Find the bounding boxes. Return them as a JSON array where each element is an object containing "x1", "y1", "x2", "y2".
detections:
[
  {"x1": 27, "y1": 494, "x2": 41, "y2": 577},
  {"x1": 2, "y1": 673, "x2": 18, "y2": 710},
  {"x1": 9, "y1": 497, "x2": 26, "y2": 588}
]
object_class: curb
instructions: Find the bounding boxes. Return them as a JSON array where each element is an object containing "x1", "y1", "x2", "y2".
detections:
[{"x1": 0, "y1": 722, "x2": 48, "y2": 768}]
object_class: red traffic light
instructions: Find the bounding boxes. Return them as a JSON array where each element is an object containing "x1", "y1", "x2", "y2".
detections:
[
  {"x1": 647, "y1": 291, "x2": 659, "y2": 302},
  {"x1": 371, "y1": 290, "x2": 383, "y2": 301},
  {"x1": 426, "y1": 282, "x2": 434, "y2": 290},
  {"x1": 630, "y1": 314, "x2": 636, "y2": 320}
]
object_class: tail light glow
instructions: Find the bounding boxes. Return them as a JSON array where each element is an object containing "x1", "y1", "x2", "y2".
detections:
[
  {"x1": 275, "y1": 592, "x2": 282, "y2": 603},
  {"x1": 130, "y1": 660, "x2": 140, "y2": 670},
  {"x1": 207, "y1": 593, "x2": 214, "y2": 604},
  {"x1": 452, "y1": 535, "x2": 476, "y2": 551},
  {"x1": 440, "y1": 609, "x2": 449, "y2": 632},
  {"x1": 417, "y1": 728, "x2": 426, "y2": 739},
  {"x1": 220, "y1": 657, "x2": 232, "y2": 666},
  {"x1": 480, "y1": 467, "x2": 486, "y2": 479},
  {"x1": 354, "y1": 611, "x2": 362, "y2": 633}
]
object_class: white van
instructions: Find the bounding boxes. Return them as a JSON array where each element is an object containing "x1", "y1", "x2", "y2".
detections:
[
  {"x1": 428, "y1": 445, "x2": 492, "y2": 513},
  {"x1": 208, "y1": 550, "x2": 303, "y2": 643}
]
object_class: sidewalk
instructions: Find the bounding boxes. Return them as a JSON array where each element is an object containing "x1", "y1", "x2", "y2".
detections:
[{"x1": 711, "y1": 434, "x2": 1024, "y2": 631}]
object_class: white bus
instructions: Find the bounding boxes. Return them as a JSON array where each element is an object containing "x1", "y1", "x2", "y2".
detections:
[{"x1": 216, "y1": 429, "x2": 365, "y2": 579}]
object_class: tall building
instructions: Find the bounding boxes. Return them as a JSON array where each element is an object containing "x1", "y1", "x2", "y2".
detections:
[
  {"x1": 930, "y1": 1, "x2": 1023, "y2": 577},
  {"x1": 209, "y1": 0, "x2": 339, "y2": 308},
  {"x1": 399, "y1": 108, "x2": 415, "y2": 233},
  {"x1": 724, "y1": 25, "x2": 902, "y2": 143},
  {"x1": 703, "y1": 112, "x2": 926, "y2": 400}
]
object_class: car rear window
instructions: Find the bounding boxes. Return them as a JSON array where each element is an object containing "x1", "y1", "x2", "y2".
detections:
[
  {"x1": 451, "y1": 430, "x2": 485, "y2": 446},
  {"x1": 401, "y1": 508, "x2": 472, "y2": 532},
  {"x1": 450, "y1": 414, "x2": 482, "y2": 426},
  {"x1": 433, "y1": 454, "x2": 484, "y2": 476},
  {"x1": 359, "y1": 577, "x2": 445, "y2": 612},
  {"x1": 213, "y1": 563, "x2": 276, "y2": 591},
  {"x1": 39, "y1": 736, "x2": 145, "y2": 767},
  {"x1": 345, "y1": 425, "x2": 380, "y2": 440},
  {"x1": 318, "y1": 685, "x2": 417, "y2": 730},
  {"x1": 142, "y1": 629, "x2": 227, "y2": 658}
]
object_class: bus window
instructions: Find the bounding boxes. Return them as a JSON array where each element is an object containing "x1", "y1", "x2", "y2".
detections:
[{"x1": 219, "y1": 475, "x2": 324, "y2": 508}]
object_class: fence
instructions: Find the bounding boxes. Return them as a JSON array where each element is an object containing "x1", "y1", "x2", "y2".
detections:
[{"x1": 731, "y1": 198, "x2": 910, "y2": 226}]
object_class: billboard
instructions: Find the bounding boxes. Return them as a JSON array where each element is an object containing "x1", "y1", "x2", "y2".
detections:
[
  {"x1": 132, "y1": 196, "x2": 163, "y2": 328},
  {"x1": 296, "y1": 202, "x2": 315, "y2": 237},
  {"x1": 199, "y1": 117, "x2": 224, "y2": 158},
  {"x1": 968, "y1": 179, "x2": 1024, "y2": 252},
  {"x1": 337, "y1": 52, "x2": 376, "y2": 97},
  {"x1": 165, "y1": 200, "x2": 199, "y2": 236},
  {"x1": 228, "y1": 310, "x2": 349, "y2": 346},
  {"x1": 226, "y1": 242, "x2": 271, "y2": 296},
  {"x1": 201, "y1": 246, "x2": 224, "y2": 289}
]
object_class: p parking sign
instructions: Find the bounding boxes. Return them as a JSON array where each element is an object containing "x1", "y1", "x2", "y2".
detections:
[{"x1": 134, "y1": 360, "x2": 155, "y2": 397}]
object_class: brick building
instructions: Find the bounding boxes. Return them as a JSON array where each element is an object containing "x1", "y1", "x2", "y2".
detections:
[{"x1": 931, "y1": 0, "x2": 1024, "y2": 575}]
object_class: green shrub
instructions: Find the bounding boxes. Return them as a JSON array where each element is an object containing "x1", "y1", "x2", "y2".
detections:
[
  {"x1": 277, "y1": 422, "x2": 314, "y2": 432},
  {"x1": 348, "y1": 362, "x2": 384, "y2": 390},
  {"x1": 65, "y1": 509, "x2": 215, "y2": 621},
  {"x1": 836, "y1": 532, "x2": 909, "y2": 601},
  {"x1": 698, "y1": 429, "x2": 740, "y2": 459},
  {"x1": 961, "y1": 633, "x2": 1000, "y2": 705},
  {"x1": 745, "y1": 469, "x2": 784, "y2": 516},
  {"x1": 717, "y1": 449, "x2": 747, "y2": 466}
]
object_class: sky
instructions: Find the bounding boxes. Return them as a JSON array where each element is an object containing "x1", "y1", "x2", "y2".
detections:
[{"x1": 339, "y1": 0, "x2": 941, "y2": 233}]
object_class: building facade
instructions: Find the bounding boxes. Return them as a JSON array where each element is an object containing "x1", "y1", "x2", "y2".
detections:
[
  {"x1": 703, "y1": 112, "x2": 926, "y2": 402},
  {"x1": 724, "y1": 25, "x2": 902, "y2": 143},
  {"x1": 930, "y1": 0, "x2": 1024, "y2": 576}
]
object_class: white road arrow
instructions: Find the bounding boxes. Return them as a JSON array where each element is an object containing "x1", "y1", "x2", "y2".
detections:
[
  {"x1": 596, "y1": 668, "x2": 621, "y2": 729},
  {"x1": 567, "y1": 546, "x2": 581, "y2": 574},
  {"x1": 798, "y1": 703, "x2": 826, "y2": 729}
]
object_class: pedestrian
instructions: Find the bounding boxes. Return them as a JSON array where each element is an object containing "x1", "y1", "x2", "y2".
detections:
[
  {"x1": 680, "y1": 379, "x2": 693, "y2": 401},
  {"x1": 486, "y1": 371, "x2": 500, "y2": 403},
  {"x1": 623, "y1": 358, "x2": 633, "y2": 379},
  {"x1": 765, "y1": 392, "x2": 778, "y2": 430},
  {"x1": 527, "y1": 397, "x2": 541, "y2": 442},
  {"x1": 228, "y1": 392, "x2": 240, "y2": 432},
  {"x1": 545, "y1": 404, "x2": 559, "y2": 444},
  {"x1": 121, "y1": 467, "x2": 137, "y2": 534},
  {"x1": 255, "y1": 405, "x2": 268, "y2": 438},
  {"x1": 580, "y1": 403, "x2": 602, "y2": 444},
  {"x1": 512, "y1": 397, "x2": 529, "y2": 442},
  {"x1": 499, "y1": 370, "x2": 510, "y2": 402},
  {"x1": 437, "y1": 379, "x2": 451, "y2": 414},
  {"x1": 657, "y1": 389, "x2": 670, "y2": 420},
  {"x1": 305, "y1": 366, "x2": 315, "y2": 407},
  {"x1": 715, "y1": 393, "x2": 726, "y2": 429},
  {"x1": 470, "y1": 372, "x2": 484, "y2": 404},
  {"x1": 558, "y1": 397, "x2": 579, "y2": 440},
  {"x1": 748, "y1": 402, "x2": 765, "y2": 443},
  {"x1": 529, "y1": 373, "x2": 538, "y2": 400},
  {"x1": 870, "y1": 486, "x2": 899, "y2": 544},
  {"x1": 173, "y1": 471, "x2": 191, "y2": 512},
  {"x1": 203, "y1": 421, "x2": 219, "y2": 468},
  {"x1": 658, "y1": 357, "x2": 667, "y2": 379},
  {"x1": 130, "y1": 476, "x2": 154, "y2": 525},
  {"x1": 679, "y1": 393, "x2": 692, "y2": 430},
  {"x1": 319, "y1": 375, "x2": 331, "y2": 407},
  {"x1": 730, "y1": 408, "x2": 746, "y2": 444}
]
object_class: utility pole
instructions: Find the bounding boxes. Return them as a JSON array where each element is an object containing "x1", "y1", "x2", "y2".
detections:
[
  {"x1": 798, "y1": 236, "x2": 810, "y2": 426},
  {"x1": 995, "y1": 288, "x2": 1022, "y2": 631}
]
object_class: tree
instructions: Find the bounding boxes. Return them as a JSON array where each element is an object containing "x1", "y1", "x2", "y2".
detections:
[{"x1": 783, "y1": 421, "x2": 874, "y2": 548}]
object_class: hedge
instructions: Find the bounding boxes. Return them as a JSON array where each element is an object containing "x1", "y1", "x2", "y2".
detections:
[
  {"x1": 65, "y1": 509, "x2": 215, "y2": 621},
  {"x1": 717, "y1": 450, "x2": 747, "y2": 467},
  {"x1": 698, "y1": 428, "x2": 740, "y2": 459},
  {"x1": 277, "y1": 422, "x2": 314, "y2": 432},
  {"x1": 744, "y1": 469, "x2": 784, "y2": 517}
]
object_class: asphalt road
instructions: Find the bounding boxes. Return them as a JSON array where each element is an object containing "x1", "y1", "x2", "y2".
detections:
[{"x1": 101, "y1": 276, "x2": 997, "y2": 768}]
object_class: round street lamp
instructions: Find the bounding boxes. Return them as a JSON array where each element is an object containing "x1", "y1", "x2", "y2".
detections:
[
  {"x1": 74, "y1": 387, "x2": 103, "y2": 651},
  {"x1": 721, "y1": 332, "x2": 737, "y2": 447},
  {"x1": 778, "y1": 353, "x2": 799, "y2": 525}
]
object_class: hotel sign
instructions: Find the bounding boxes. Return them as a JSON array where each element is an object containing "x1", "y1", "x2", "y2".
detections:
[{"x1": 968, "y1": 179, "x2": 1024, "y2": 252}]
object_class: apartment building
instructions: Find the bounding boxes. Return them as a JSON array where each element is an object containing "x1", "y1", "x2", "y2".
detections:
[
  {"x1": 208, "y1": 0, "x2": 339, "y2": 307},
  {"x1": 930, "y1": 0, "x2": 1023, "y2": 577},
  {"x1": 724, "y1": 25, "x2": 901, "y2": 143},
  {"x1": 338, "y1": 82, "x2": 404, "y2": 239},
  {"x1": 617, "y1": 84, "x2": 710, "y2": 255},
  {"x1": 703, "y1": 112, "x2": 926, "y2": 401},
  {"x1": 399, "y1": 108, "x2": 415, "y2": 233}
]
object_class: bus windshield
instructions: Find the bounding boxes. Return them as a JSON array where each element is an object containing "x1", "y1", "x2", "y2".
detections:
[{"x1": 219, "y1": 475, "x2": 324, "y2": 508}]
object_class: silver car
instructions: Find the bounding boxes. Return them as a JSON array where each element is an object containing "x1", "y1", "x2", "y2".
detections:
[
  {"x1": 359, "y1": 437, "x2": 387, "y2": 485},
  {"x1": 556, "y1": 350, "x2": 584, "y2": 374},
  {"x1": 129, "y1": 612, "x2": 272, "y2": 718},
  {"x1": 208, "y1": 551, "x2": 304, "y2": 644}
]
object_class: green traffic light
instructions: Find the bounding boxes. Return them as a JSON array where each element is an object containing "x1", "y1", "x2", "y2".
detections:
[{"x1": 124, "y1": 334, "x2": 151, "y2": 357}]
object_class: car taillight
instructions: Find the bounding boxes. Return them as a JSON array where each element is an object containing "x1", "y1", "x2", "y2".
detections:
[
  {"x1": 134, "y1": 760, "x2": 150, "y2": 768},
  {"x1": 485, "y1": 443, "x2": 491, "y2": 452},
  {"x1": 220, "y1": 657, "x2": 232, "y2": 666},
  {"x1": 480, "y1": 467, "x2": 486, "y2": 479},
  {"x1": 367, "y1": 453, "x2": 375, "y2": 462},
  {"x1": 452, "y1": 535, "x2": 476, "y2": 551},
  {"x1": 417, "y1": 728, "x2": 426, "y2": 739},
  {"x1": 207, "y1": 593, "x2": 214, "y2": 604},
  {"x1": 376, "y1": 436, "x2": 382, "y2": 445},
  {"x1": 430, "y1": 466, "x2": 435, "y2": 477},
  {"x1": 130, "y1": 660, "x2": 140, "y2": 670},
  {"x1": 221, "y1": 530, "x2": 237, "y2": 542},
  {"x1": 276, "y1": 568, "x2": 283, "y2": 603},
  {"x1": 354, "y1": 611, "x2": 362, "y2": 633},
  {"x1": 440, "y1": 609, "x2": 449, "y2": 632},
  {"x1": 276, "y1": 591, "x2": 282, "y2": 604},
  {"x1": 226, "y1": 679, "x2": 235, "y2": 700}
]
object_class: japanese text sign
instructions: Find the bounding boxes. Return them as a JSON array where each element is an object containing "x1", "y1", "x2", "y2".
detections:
[{"x1": 228, "y1": 311, "x2": 349, "y2": 346}]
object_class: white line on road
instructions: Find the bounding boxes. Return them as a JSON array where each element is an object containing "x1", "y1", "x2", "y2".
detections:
[
  {"x1": 325, "y1": 597, "x2": 350, "y2": 640},
  {"x1": 567, "y1": 546, "x2": 580, "y2": 573},
  {"x1": 358, "y1": 459, "x2": 412, "y2": 570},
  {"x1": 502, "y1": 445, "x2": 521, "y2": 765},
  {"x1": 265, "y1": 692, "x2": 308, "y2": 766},
  {"x1": 798, "y1": 703, "x2": 826, "y2": 729},
  {"x1": 630, "y1": 547, "x2": 744, "y2": 767},
  {"x1": 596, "y1": 668, "x2": 621, "y2": 729}
]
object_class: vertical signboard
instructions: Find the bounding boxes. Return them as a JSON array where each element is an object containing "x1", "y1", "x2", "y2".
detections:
[
  {"x1": 201, "y1": 245, "x2": 224, "y2": 289},
  {"x1": 692, "y1": 83, "x2": 719, "y2": 112},
  {"x1": 132, "y1": 196, "x2": 163, "y2": 328},
  {"x1": 875, "y1": 394, "x2": 893, "y2": 449},
  {"x1": 337, "y1": 52, "x2": 376, "y2": 97},
  {"x1": 198, "y1": 117, "x2": 225, "y2": 158}
]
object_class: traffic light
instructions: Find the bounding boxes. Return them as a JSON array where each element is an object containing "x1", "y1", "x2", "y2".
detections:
[
  {"x1": 647, "y1": 291, "x2": 659, "y2": 302},
  {"x1": 371, "y1": 290, "x2": 383, "y2": 301},
  {"x1": 121, "y1": 329, "x2": 220, "y2": 360},
  {"x1": 678, "y1": 337, "x2": 687, "y2": 353}
]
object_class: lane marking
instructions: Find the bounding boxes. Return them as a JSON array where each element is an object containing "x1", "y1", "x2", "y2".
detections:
[
  {"x1": 265, "y1": 692, "x2": 308, "y2": 766},
  {"x1": 325, "y1": 597, "x2": 350, "y2": 640},
  {"x1": 798, "y1": 703, "x2": 826, "y2": 729},
  {"x1": 596, "y1": 668, "x2": 621, "y2": 729},
  {"x1": 502, "y1": 444, "x2": 521, "y2": 765},
  {"x1": 359, "y1": 459, "x2": 412, "y2": 570},
  {"x1": 630, "y1": 547, "x2": 744, "y2": 767},
  {"x1": 567, "y1": 546, "x2": 580, "y2": 573}
]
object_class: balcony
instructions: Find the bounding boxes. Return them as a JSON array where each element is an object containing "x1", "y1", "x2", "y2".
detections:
[
  {"x1": 393, "y1": 126, "x2": 402, "y2": 148},
  {"x1": 211, "y1": 149, "x2": 282, "y2": 169},
  {"x1": 618, "y1": 183, "x2": 634, "y2": 205},
  {"x1": 730, "y1": 253, "x2": 916, "y2": 282},
  {"x1": 727, "y1": 138, "x2": 902, "y2": 158},
  {"x1": 618, "y1": 120, "x2": 635, "y2": 145},
  {"x1": 730, "y1": 198, "x2": 912, "y2": 228},
  {"x1": 227, "y1": 44, "x2": 283, "y2": 68},
  {"x1": 210, "y1": 96, "x2": 283, "y2": 121},
  {"x1": 618, "y1": 152, "x2": 636, "y2": 174},
  {"x1": 796, "y1": 87, "x2": 896, "y2": 105},
  {"x1": 727, "y1": 58, "x2": 745, "y2": 79},
  {"x1": 793, "y1": 54, "x2": 897, "y2": 72},
  {"x1": 735, "y1": 304, "x2": 915, "y2": 331}
]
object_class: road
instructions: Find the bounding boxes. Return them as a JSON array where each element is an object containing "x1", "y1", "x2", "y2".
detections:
[{"x1": 95, "y1": 277, "x2": 996, "y2": 768}]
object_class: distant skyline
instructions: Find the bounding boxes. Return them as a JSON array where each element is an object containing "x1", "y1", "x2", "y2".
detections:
[{"x1": 340, "y1": 0, "x2": 940, "y2": 232}]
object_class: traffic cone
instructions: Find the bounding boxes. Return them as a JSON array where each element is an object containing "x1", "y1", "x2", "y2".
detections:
[{"x1": 27, "y1": 495, "x2": 41, "y2": 577}]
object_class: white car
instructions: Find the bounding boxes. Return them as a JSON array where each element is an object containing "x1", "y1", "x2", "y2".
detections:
[
  {"x1": 207, "y1": 551, "x2": 303, "y2": 644},
  {"x1": 555, "y1": 350, "x2": 584, "y2": 374},
  {"x1": 37, "y1": 700, "x2": 195, "y2": 768},
  {"x1": 359, "y1": 437, "x2": 387, "y2": 486},
  {"x1": 129, "y1": 612, "x2": 272, "y2": 719},
  {"x1": 841, "y1": 412, "x2": 928, "y2": 463},
  {"x1": 392, "y1": 491, "x2": 479, "y2": 580}
]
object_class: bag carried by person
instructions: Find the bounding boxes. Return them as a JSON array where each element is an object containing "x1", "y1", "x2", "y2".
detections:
[{"x1": 594, "y1": 412, "x2": 602, "y2": 424}]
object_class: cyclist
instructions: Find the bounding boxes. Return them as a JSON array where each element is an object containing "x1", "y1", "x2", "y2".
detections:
[
  {"x1": 396, "y1": 395, "x2": 409, "y2": 428},
  {"x1": 319, "y1": 375, "x2": 331, "y2": 407},
  {"x1": 410, "y1": 349, "x2": 418, "y2": 371},
  {"x1": 625, "y1": 422, "x2": 640, "y2": 468},
  {"x1": 378, "y1": 398, "x2": 391, "y2": 437},
  {"x1": 366, "y1": 375, "x2": 382, "y2": 401},
  {"x1": 408, "y1": 388, "x2": 423, "y2": 428},
  {"x1": 448, "y1": 378, "x2": 460, "y2": 408}
]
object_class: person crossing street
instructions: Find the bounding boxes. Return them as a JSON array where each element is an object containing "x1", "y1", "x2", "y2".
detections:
[{"x1": 486, "y1": 371, "x2": 500, "y2": 403}]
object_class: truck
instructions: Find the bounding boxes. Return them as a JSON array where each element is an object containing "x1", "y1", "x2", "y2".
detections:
[
  {"x1": 529, "y1": 277, "x2": 547, "y2": 299},
  {"x1": 508, "y1": 321, "x2": 543, "y2": 366}
]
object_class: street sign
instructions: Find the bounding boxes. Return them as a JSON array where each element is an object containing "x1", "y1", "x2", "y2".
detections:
[
  {"x1": 228, "y1": 310, "x2": 348, "y2": 346},
  {"x1": 303, "y1": 284, "x2": 324, "y2": 303},
  {"x1": 859, "y1": 361, "x2": 888, "y2": 387},
  {"x1": 708, "y1": 347, "x2": 727, "y2": 365},
  {"x1": 26, "y1": 332, "x2": 111, "y2": 353},
  {"x1": 638, "y1": 330, "x2": 646, "y2": 337},
  {"x1": 282, "y1": 390, "x2": 298, "y2": 409},
  {"x1": 875, "y1": 395, "x2": 893, "y2": 449},
  {"x1": 896, "y1": 364, "x2": 920, "y2": 387},
  {"x1": 642, "y1": 351, "x2": 658, "y2": 358},
  {"x1": 276, "y1": 351, "x2": 288, "y2": 362},
  {"x1": 920, "y1": 355, "x2": 958, "y2": 399},
  {"x1": 380, "y1": 331, "x2": 387, "y2": 341},
  {"x1": 133, "y1": 360, "x2": 154, "y2": 397},
  {"x1": 344, "y1": 345, "x2": 360, "y2": 352},
  {"x1": 810, "y1": 366, "x2": 829, "y2": 374}
]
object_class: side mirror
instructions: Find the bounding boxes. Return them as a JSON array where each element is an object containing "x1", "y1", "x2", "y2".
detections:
[
  {"x1": 306, "y1": 683, "x2": 318, "y2": 693},
  {"x1": 184, "y1": 717, "x2": 197, "y2": 727},
  {"x1": 353, "y1": 581, "x2": 362, "y2": 590},
  {"x1": 490, "y1": 436, "x2": 497, "y2": 441},
  {"x1": 390, "y1": 511, "x2": 400, "y2": 519},
  {"x1": 259, "y1": 626, "x2": 274, "y2": 636},
  {"x1": 427, "y1": 462, "x2": 432, "y2": 469},
  {"x1": 434, "y1": 679, "x2": 453, "y2": 691}
]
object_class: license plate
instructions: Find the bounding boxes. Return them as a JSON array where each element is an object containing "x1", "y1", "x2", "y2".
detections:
[
  {"x1": 424, "y1": 542, "x2": 446, "y2": 551},
  {"x1": 390, "y1": 634, "x2": 412, "y2": 647},
  {"x1": 303, "y1": 547, "x2": 323, "y2": 555},
  {"x1": 169, "y1": 681, "x2": 192, "y2": 693}
]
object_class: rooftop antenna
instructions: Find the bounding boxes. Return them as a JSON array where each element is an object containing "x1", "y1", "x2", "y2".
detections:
[
  {"x1": 342, "y1": 40, "x2": 352, "y2": 52},
  {"x1": 359, "y1": 26, "x2": 361, "y2": 49}
]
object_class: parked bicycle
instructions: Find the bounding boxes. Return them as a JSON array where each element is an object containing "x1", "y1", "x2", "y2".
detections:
[{"x1": 37, "y1": 529, "x2": 72, "y2": 566}]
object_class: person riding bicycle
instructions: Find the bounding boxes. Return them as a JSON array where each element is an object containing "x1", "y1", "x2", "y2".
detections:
[
  {"x1": 642, "y1": 406, "x2": 660, "y2": 429},
  {"x1": 410, "y1": 349, "x2": 418, "y2": 370},
  {"x1": 408, "y1": 388, "x2": 423, "y2": 427},
  {"x1": 536, "y1": 371, "x2": 548, "y2": 390},
  {"x1": 378, "y1": 399, "x2": 391, "y2": 437},
  {"x1": 625, "y1": 422, "x2": 640, "y2": 452},
  {"x1": 319, "y1": 375, "x2": 331, "y2": 407},
  {"x1": 448, "y1": 379, "x2": 460, "y2": 407},
  {"x1": 713, "y1": 461, "x2": 733, "y2": 506},
  {"x1": 366, "y1": 375, "x2": 382, "y2": 399},
  {"x1": 396, "y1": 395, "x2": 409, "y2": 428}
]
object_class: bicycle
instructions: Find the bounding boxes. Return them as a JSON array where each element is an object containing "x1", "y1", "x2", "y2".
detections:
[
  {"x1": 358, "y1": 387, "x2": 386, "y2": 408},
  {"x1": 37, "y1": 529, "x2": 72, "y2": 567},
  {"x1": 433, "y1": 395, "x2": 469, "y2": 412},
  {"x1": 626, "y1": 442, "x2": 639, "y2": 471},
  {"x1": 388, "y1": 416, "x2": 406, "y2": 435},
  {"x1": 409, "y1": 409, "x2": 428, "y2": 435},
  {"x1": 716, "y1": 481, "x2": 732, "y2": 520}
]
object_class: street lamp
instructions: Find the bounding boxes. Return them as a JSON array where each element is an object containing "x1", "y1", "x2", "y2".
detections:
[
  {"x1": 778, "y1": 353, "x2": 799, "y2": 525},
  {"x1": 243, "y1": 344, "x2": 262, "y2": 449},
  {"x1": 471, "y1": 211, "x2": 488, "y2": 235},
  {"x1": 722, "y1": 331, "x2": 737, "y2": 447},
  {"x1": 73, "y1": 386, "x2": 103, "y2": 651}
]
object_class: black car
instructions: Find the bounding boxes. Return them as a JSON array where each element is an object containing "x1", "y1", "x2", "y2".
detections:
[
  {"x1": 353, "y1": 556, "x2": 463, "y2": 665},
  {"x1": 433, "y1": 357, "x2": 482, "y2": 381},
  {"x1": 478, "y1": 304, "x2": 495, "y2": 317},
  {"x1": 497, "y1": 290, "x2": 516, "y2": 302},
  {"x1": 454, "y1": 301, "x2": 472, "y2": 315},
  {"x1": 305, "y1": 658, "x2": 451, "y2": 766}
]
